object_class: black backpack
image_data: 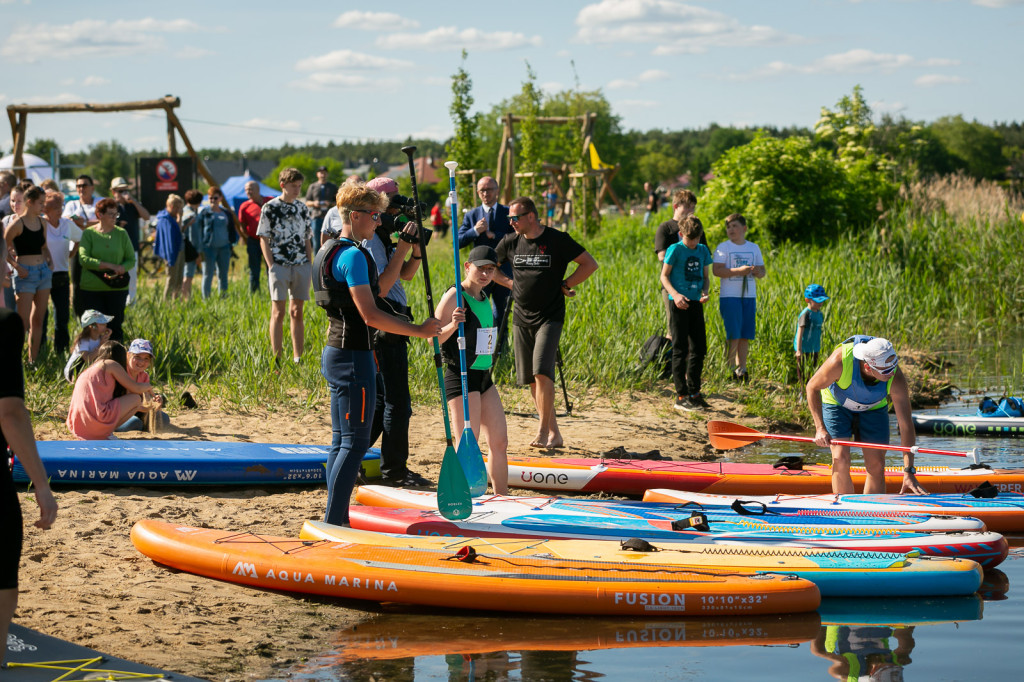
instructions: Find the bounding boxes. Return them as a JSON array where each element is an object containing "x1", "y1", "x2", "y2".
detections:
[{"x1": 636, "y1": 334, "x2": 672, "y2": 379}]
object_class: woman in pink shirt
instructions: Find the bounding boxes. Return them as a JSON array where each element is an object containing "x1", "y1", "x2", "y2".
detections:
[{"x1": 66, "y1": 340, "x2": 153, "y2": 440}]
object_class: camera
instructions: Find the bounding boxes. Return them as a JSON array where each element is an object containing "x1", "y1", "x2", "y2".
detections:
[
  {"x1": 387, "y1": 193, "x2": 428, "y2": 222},
  {"x1": 376, "y1": 213, "x2": 433, "y2": 247}
]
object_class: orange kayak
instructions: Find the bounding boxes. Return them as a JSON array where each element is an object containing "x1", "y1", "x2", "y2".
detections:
[{"x1": 131, "y1": 519, "x2": 820, "y2": 617}]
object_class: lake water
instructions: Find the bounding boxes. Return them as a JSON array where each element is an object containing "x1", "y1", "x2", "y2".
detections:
[{"x1": 278, "y1": 395, "x2": 1024, "y2": 681}]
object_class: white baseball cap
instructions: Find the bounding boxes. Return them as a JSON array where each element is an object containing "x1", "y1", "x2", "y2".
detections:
[{"x1": 852, "y1": 337, "x2": 899, "y2": 374}]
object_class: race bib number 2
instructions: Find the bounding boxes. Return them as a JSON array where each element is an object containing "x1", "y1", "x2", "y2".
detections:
[{"x1": 476, "y1": 327, "x2": 497, "y2": 355}]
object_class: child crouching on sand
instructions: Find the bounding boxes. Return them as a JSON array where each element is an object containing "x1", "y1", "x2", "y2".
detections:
[
  {"x1": 115, "y1": 338, "x2": 170, "y2": 433},
  {"x1": 435, "y1": 245, "x2": 509, "y2": 494},
  {"x1": 66, "y1": 341, "x2": 154, "y2": 440}
]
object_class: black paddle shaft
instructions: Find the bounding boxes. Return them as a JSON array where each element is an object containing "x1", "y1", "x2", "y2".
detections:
[{"x1": 401, "y1": 145, "x2": 438, "y2": 318}]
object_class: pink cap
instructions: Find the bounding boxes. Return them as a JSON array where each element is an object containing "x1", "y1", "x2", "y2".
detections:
[{"x1": 366, "y1": 177, "x2": 398, "y2": 194}]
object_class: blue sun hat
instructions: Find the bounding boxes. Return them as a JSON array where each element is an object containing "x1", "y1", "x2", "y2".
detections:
[{"x1": 804, "y1": 284, "x2": 829, "y2": 302}]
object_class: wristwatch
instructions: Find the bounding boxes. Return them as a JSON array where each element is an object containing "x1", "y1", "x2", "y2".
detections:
[{"x1": 903, "y1": 465, "x2": 916, "y2": 475}]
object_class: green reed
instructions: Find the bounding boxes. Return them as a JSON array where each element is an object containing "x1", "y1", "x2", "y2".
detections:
[{"x1": 24, "y1": 202, "x2": 1022, "y2": 425}]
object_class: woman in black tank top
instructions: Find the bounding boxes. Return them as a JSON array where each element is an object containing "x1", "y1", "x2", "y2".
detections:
[{"x1": 3, "y1": 186, "x2": 54, "y2": 363}]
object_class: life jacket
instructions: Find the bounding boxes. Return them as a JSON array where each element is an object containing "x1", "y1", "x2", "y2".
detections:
[
  {"x1": 441, "y1": 286, "x2": 494, "y2": 371},
  {"x1": 313, "y1": 237, "x2": 379, "y2": 351},
  {"x1": 978, "y1": 396, "x2": 1024, "y2": 418},
  {"x1": 821, "y1": 335, "x2": 893, "y2": 412}
]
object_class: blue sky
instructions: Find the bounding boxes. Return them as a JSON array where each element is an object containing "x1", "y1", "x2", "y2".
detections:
[{"x1": 1, "y1": 0, "x2": 1021, "y2": 155}]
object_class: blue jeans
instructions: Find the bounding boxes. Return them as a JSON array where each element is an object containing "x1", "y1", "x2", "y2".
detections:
[
  {"x1": 245, "y1": 238, "x2": 263, "y2": 293},
  {"x1": 312, "y1": 216, "x2": 325, "y2": 251},
  {"x1": 322, "y1": 345, "x2": 377, "y2": 525},
  {"x1": 201, "y1": 245, "x2": 232, "y2": 298},
  {"x1": 370, "y1": 337, "x2": 412, "y2": 480}
]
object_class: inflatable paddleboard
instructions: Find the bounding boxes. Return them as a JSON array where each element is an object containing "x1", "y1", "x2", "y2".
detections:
[
  {"x1": 817, "y1": 595, "x2": 983, "y2": 626},
  {"x1": 130, "y1": 519, "x2": 820, "y2": 616},
  {"x1": 302, "y1": 520, "x2": 983, "y2": 597},
  {"x1": 4, "y1": 623, "x2": 205, "y2": 681},
  {"x1": 912, "y1": 413, "x2": 1024, "y2": 438},
  {"x1": 357, "y1": 486, "x2": 983, "y2": 533},
  {"x1": 351, "y1": 487, "x2": 1008, "y2": 567},
  {"x1": 502, "y1": 455, "x2": 1024, "y2": 496},
  {"x1": 643, "y1": 489, "x2": 1024, "y2": 533},
  {"x1": 11, "y1": 440, "x2": 380, "y2": 485},
  {"x1": 316, "y1": 612, "x2": 823, "y2": 663}
]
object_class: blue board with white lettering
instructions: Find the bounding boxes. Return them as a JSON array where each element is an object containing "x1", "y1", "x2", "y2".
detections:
[{"x1": 11, "y1": 440, "x2": 380, "y2": 486}]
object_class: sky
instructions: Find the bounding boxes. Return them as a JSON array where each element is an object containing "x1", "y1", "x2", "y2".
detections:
[{"x1": 1, "y1": 0, "x2": 1022, "y2": 157}]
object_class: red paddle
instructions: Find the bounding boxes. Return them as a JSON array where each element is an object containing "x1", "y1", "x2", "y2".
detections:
[{"x1": 707, "y1": 421, "x2": 980, "y2": 464}]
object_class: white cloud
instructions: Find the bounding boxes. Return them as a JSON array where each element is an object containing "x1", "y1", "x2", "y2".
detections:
[
  {"x1": 972, "y1": 0, "x2": 1024, "y2": 7},
  {"x1": 616, "y1": 99, "x2": 659, "y2": 108},
  {"x1": 333, "y1": 11, "x2": 420, "y2": 30},
  {"x1": 606, "y1": 79, "x2": 637, "y2": 90},
  {"x1": 239, "y1": 118, "x2": 303, "y2": 131},
  {"x1": 375, "y1": 26, "x2": 542, "y2": 51},
  {"x1": 82, "y1": 75, "x2": 109, "y2": 86},
  {"x1": 541, "y1": 81, "x2": 563, "y2": 93},
  {"x1": 915, "y1": 74, "x2": 969, "y2": 86},
  {"x1": 400, "y1": 124, "x2": 450, "y2": 141},
  {"x1": 639, "y1": 69, "x2": 670, "y2": 82},
  {"x1": 731, "y1": 49, "x2": 961, "y2": 80},
  {"x1": 0, "y1": 18, "x2": 206, "y2": 63},
  {"x1": 870, "y1": 100, "x2": 907, "y2": 114},
  {"x1": 292, "y1": 73, "x2": 402, "y2": 92},
  {"x1": 556, "y1": 49, "x2": 572, "y2": 58},
  {"x1": 176, "y1": 46, "x2": 214, "y2": 59},
  {"x1": 576, "y1": 0, "x2": 802, "y2": 54},
  {"x1": 295, "y1": 49, "x2": 412, "y2": 72}
]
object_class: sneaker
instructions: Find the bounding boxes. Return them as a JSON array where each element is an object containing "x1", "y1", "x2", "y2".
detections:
[
  {"x1": 674, "y1": 395, "x2": 693, "y2": 412},
  {"x1": 688, "y1": 394, "x2": 711, "y2": 409},
  {"x1": 733, "y1": 368, "x2": 749, "y2": 383},
  {"x1": 381, "y1": 470, "x2": 433, "y2": 488}
]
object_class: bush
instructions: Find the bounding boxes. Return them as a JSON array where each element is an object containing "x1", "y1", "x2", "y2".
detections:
[{"x1": 698, "y1": 133, "x2": 893, "y2": 245}]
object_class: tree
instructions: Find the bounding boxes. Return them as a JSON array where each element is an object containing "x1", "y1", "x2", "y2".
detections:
[
  {"x1": 446, "y1": 49, "x2": 482, "y2": 210},
  {"x1": 26, "y1": 138, "x2": 62, "y2": 164},
  {"x1": 80, "y1": 140, "x2": 132, "y2": 195},
  {"x1": 930, "y1": 115, "x2": 1007, "y2": 180},
  {"x1": 263, "y1": 154, "x2": 346, "y2": 194},
  {"x1": 516, "y1": 61, "x2": 543, "y2": 179},
  {"x1": 699, "y1": 133, "x2": 884, "y2": 244}
]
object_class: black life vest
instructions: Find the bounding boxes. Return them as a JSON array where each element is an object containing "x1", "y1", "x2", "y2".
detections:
[{"x1": 313, "y1": 237, "x2": 380, "y2": 351}]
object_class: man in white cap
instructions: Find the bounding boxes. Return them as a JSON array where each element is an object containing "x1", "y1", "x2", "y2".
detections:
[
  {"x1": 806, "y1": 335, "x2": 925, "y2": 495},
  {"x1": 111, "y1": 177, "x2": 149, "y2": 305}
]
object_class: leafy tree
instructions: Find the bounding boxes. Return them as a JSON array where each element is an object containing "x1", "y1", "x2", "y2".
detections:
[
  {"x1": 446, "y1": 49, "x2": 482, "y2": 210},
  {"x1": 699, "y1": 133, "x2": 884, "y2": 244},
  {"x1": 262, "y1": 154, "x2": 346, "y2": 195},
  {"x1": 26, "y1": 138, "x2": 62, "y2": 164},
  {"x1": 516, "y1": 61, "x2": 543, "y2": 181},
  {"x1": 930, "y1": 115, "x2": 1007, "y2": 180},
  {"x1": 80, "y1": 140, "x2": 132, "y2": 195}
]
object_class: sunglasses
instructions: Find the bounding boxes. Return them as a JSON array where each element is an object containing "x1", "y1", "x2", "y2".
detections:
[
  {"x1": 353, "y1": 209, "x2": 381, "y2": 221},
  {"x1": 869, "y1": 360, "x2": 898, "y2": 376},
  {"x1": 509, "y1": 214, "x2": 524, "y2": 223}
]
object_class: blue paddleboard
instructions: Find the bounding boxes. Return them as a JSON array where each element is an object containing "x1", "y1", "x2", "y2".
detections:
[{"x1": 11, "y1": 440, "x2": 380, "y2": 486}]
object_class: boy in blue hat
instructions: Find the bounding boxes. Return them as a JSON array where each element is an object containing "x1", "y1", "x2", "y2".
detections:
[{"x1": 794, "y1": 284, "x2": 829, "y2": 385}]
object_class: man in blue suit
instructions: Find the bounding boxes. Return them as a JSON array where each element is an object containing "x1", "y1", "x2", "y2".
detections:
[{"x1": 458, "y1": 176, "x2": 513, "y2": 325}]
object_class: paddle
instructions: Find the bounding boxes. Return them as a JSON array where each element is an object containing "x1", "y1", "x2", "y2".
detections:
[
  {"x1": 707, "y1": 420, "x2": 981, "y2": 464},
  {"x1": 444, "y1": 160, "x2": 489, "y2": 496},
  {"x1": 402, "y1": 146, "x2": 471, "y2": 520}
]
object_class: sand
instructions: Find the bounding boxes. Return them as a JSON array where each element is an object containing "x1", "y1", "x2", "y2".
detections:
[{"x1": 13, "y1": 386, "x2": 755, "y2": 680}]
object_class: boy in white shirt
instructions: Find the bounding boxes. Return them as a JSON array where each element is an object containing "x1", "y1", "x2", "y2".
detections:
[{"x1": 712, "y1": 214, "x2": 766, "y2": 382}]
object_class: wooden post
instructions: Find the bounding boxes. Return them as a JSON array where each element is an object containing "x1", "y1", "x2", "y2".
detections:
[
  {"x1": 166, "y1": 112, "x2": 177, "y2": 157},
  {"x1": 165, "y1": 107, "x2": 217, "y2": 187}
]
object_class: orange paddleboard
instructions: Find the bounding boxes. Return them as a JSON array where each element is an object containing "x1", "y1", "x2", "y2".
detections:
[{"x1": 131, "y1": 519, "x2": 820, "y2": 617}]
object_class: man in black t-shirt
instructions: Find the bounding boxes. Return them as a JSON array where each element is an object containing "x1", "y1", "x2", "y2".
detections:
[
  {"x1": 1, "y1": 310, "x2": 58, "y2": 655},
  {"x1": 493, "y1": 197, "x2": 598, "y2": 449}
]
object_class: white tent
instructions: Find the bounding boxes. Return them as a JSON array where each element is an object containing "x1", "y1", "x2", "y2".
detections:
[{"x1": 0, "y1": 153, "x2": 54, "y2": 183}]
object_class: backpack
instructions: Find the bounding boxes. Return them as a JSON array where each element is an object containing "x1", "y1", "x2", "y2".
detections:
[{"x1": 636, "y1": 334, "x2": 672, "y2": 380}]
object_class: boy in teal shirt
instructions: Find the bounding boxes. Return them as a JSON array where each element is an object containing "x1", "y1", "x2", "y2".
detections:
[
  {"x1": 660, "y1": 216, "x2": 713, "y2": 411},
  {"x1": 794, "y1": 283, "x2": 829, "y2": 384}
]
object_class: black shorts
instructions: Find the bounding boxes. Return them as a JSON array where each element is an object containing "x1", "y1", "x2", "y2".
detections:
[
  {"x1": 443, "y1": 367, "x2": 495, "y2": 402},
  {"x1": 1, "y1": 463, "x2": 24, "y2": 590},
  {"x1": 513, "y1": 321, "x2": 562, "y2": 384}
]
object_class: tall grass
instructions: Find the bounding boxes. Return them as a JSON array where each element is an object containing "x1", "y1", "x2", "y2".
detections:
[{"x1": 24, "y1": 183, "x2": 1023, "y2": 425}]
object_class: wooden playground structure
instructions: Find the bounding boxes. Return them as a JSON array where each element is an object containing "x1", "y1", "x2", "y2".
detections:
[
  {"x1": 458, "y1": 112, "x2": 625, "y2": 232},
  {"x1": 5, "y1": 95, "x2": 216, "y2": 185}
]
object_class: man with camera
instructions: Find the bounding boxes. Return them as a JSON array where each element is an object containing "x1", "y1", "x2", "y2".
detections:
[
  {"x1": 362, "y1": 176, "x2": 430, "y2": 487},
  {"x1": 304, "y1": 165, "x2": 338, "y2": 249},
  {"x1": 110, "y1": 177, "x2": 150, "y2": 305}
]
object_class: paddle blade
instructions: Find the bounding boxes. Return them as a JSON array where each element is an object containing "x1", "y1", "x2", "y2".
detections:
[
  {"x1": 457, "y1": 428, "x2": 489, "y2": 497},
  {"x1": 437, "y1": 445, "x2": 472, "y2": 520},
  {"x1": 707, "y1": 420, "x2": 766, "y2": 450}
]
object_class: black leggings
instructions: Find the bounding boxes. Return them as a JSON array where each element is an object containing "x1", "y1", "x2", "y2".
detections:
[{"x1": 1, "y1": 463, "x2": 23, "y2": 590}]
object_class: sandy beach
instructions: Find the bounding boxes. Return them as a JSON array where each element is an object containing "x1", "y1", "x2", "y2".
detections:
[{"x1": 15, "y1": 383, "x2": 730, "y2": 681}]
